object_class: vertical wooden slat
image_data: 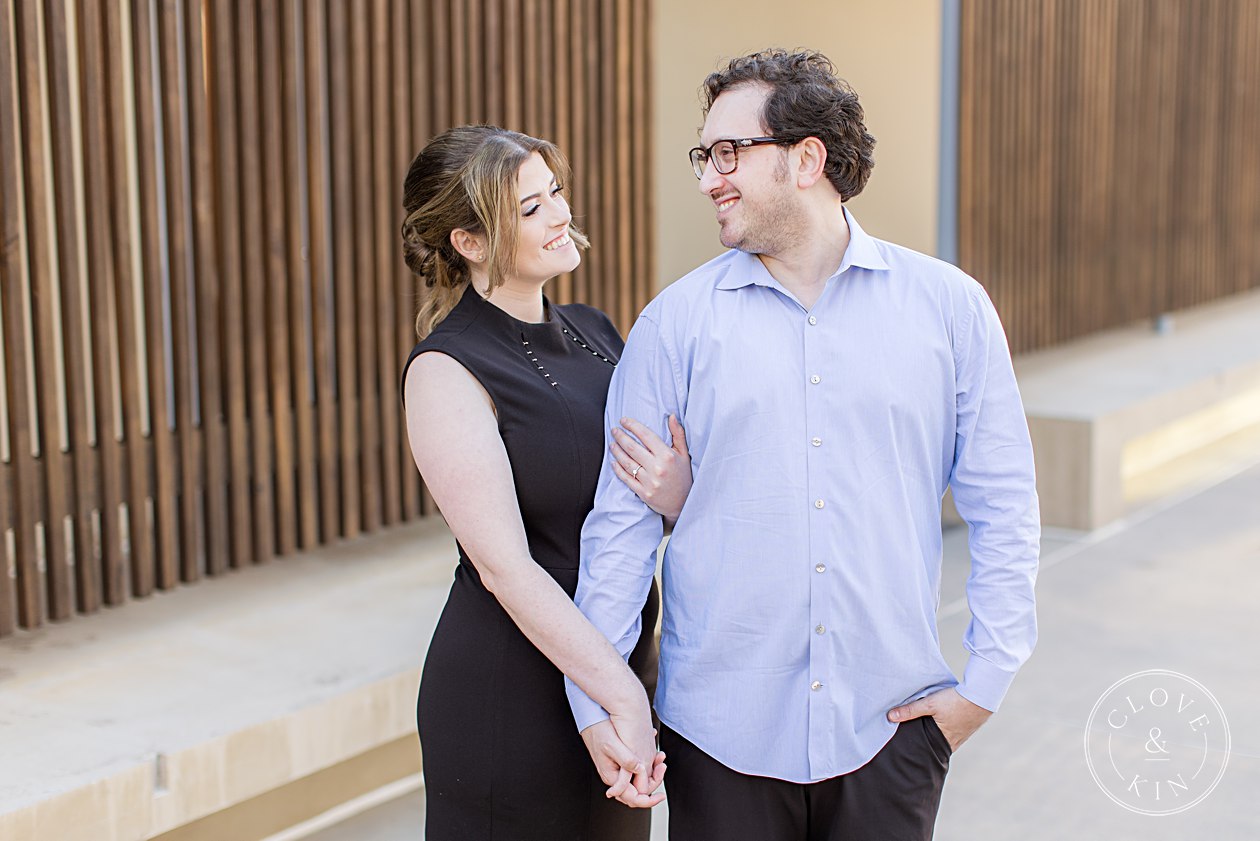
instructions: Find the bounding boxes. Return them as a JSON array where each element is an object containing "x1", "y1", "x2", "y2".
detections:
[
  {"x1": 958, "y1": 0, "x2": 972, "y2": 272},
  {"x1": 350, "y1": 0, "x2": 380, "y2": 533},
  {"x1": 551, "y1": 0, "x2": 572, "y2": 303},
  {"x1": 259, "y1": 0, "x2": 297, "y2": 556},
  {"x1": 1059, "y1": 0, "x2": 1079, "y2": 339},
  {"x1": 587, "y1": 0, "x2": 603, "y2": 311},
  {"x1": 1093, "y1": 0, "x2": 1114, "y2": 328},
  {"x1": 238, "y1": 0, "x2": 276, "y2": 562},
  {"x1": 185, "y1": 0, "x2": 228, "y2": 576},
  {"x1": 103, "y1": 0, "x2": 154, "y2": 595},
  {"x1": 1035, "y1": 1, "x2": 1054, "y2": 348},
  {"x1": 447, "y1": 0, "x2": 465, "y2": 126},
  {"x1": 131, "y1": 0, "x2": 179, "y2": 590},
  {"x1": 613, "y1": 0, "x2": 631, "y2": 329},
  {"x1": 157, "y1": 0, "x2": 202, "y2": 581},
  {"x1": 571, "y1": 0, "x2": 590, "y2": 307},
  {"x1": 521, "y1": 0, "x2": 540, "y2": 136},
  {"x1": 430, "y1": 0, "x2": 450, "y2": 131},
  {"x1": 211, "y1": 0, "x2": 252, "y2": 568},
  {"x1": 465, "y1": 0, "x2": 483, "y2": 120},
  {"x1": 632, "y1": 0, "x2": 651, "y2": 308},
  {"x1": 0, "y1": 0, "x2": 38, "y2": 632},
  {"x1": 500, "y1": 0, "x2": 520, "y2": 130},
  {"x1": 399, "y1": 0, "x2": 423, "y2": 520},
  {"x1": 1229, "y1": 0, "x2": 1260, "y2": 298},
  {"x1": 1113, "y1": 0, "x2": 1147, "y2": 331},
  {"x1": 1153, "y1": 1, "x2": 1181, "y2": 322},
  {"x1": 1144, "y1": 0, "x2": 1169, "y2": 322},
  {"x1": 74, "y1": 0, "x2": 124, "y2": 605},
  {"x1": 996, "y1": 0, "x2": 1017, "y2": 342},
  {"x1": 366, "y1": 0, "x2": 390, "y2": 520},
  {"x1": 328, "y1": 0, "x2": 359, "y2": 539},
  {"x1": 304, "y1": 0, "x2": 340, "y2": 539},
  {"x1": 370, "y1": 0, "x2": 400, "y2": 527},
  {"x1": 1175, "y1": 0, "x2": 1223, "y2": 313},
  {"x1": 280, "y1": 0, "x2": 317, "y2": 550},
  {"x1": 28, "y1": 0, "x2": 74, "y2": 618},
  {"x1": 597, "y1": 1, "x2": 615, "y2": 320},
  {"x1": 484, "y1": 0, "x2": 502, "y2": 126}
]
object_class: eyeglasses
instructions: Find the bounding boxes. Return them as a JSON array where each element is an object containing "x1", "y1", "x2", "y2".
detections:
[{"x1": 687, "y1": 136, "x2": 794, "y2": 179}]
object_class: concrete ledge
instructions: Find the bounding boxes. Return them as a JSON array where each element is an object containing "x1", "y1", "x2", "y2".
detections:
[
  {"x1": 0, "y1": 519, "x2": 456, "y2": 841},
  {"x1": 1015, "y1": 289, "x2": 1260, "y2": 530},
  {"x1": 153, "y1": 737, "x2": 421, "y2": 841}
]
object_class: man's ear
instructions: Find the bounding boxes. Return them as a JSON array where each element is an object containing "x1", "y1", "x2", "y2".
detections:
[
  {"x1": 450, "y1": 228, "x2": 487, "y2": 264},
  {"x1": 795, "y1": 137, "x2": 828, "y2": 190}
]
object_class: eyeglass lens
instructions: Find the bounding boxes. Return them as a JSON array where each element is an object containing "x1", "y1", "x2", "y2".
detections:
[{"x1": 690, "y1": 140, "x2": 739, "y2": 178}]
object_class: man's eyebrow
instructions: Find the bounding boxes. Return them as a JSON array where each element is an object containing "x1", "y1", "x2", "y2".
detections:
[{"x1": 519, "y1": 178, "x2": 559, "y2": 205}]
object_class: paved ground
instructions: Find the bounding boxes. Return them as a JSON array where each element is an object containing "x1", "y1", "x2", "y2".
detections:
[{"x1": 310, "y1": 430, "x2": 1260, "y2": 840}]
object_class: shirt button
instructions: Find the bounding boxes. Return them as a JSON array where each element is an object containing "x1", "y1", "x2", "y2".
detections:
[
  {"x1": 815, "y1": 563, "x2": 826, "y2": 573},
  {"x1": 811, "y1": 680, "x2": 823, "y2": 691},
  {"x1": 814, "y1": 499, "x2": 825, "y2": 509},
  {"x1": 808, "y1": 315, "x2": 818, "y2": 325},
  {"x1": 810, "y1": 374, "x2": 821, "y2": 384},
  {"x1": 811, "y1": 437, "x2": 822, "y2": 447},
  {"x1": 815, "y1": 624, "x2": 826, "y2": 634}
]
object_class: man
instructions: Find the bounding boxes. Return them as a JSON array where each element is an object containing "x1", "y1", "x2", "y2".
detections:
[{"x1": 567, "y1": 49, "x2": 1039, "y2": 839}]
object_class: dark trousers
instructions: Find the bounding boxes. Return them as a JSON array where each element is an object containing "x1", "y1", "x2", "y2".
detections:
[{"x1": 660, "y1": 719, "x2": 951, "y2": 841}]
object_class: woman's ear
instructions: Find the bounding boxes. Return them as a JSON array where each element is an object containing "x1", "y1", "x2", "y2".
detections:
[{"x1": 450, "y1": 228, "x2": 487, "y2": 264}]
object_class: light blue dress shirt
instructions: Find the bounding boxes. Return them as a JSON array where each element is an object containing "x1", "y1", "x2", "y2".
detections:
[{"x1": 565, "y1": 209, "x2": 1040, "y2": 783}]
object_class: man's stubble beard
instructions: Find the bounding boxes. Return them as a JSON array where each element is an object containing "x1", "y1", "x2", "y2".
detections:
[{"x1": 721, "y1": 157, "x2": 807, "y2": 257}]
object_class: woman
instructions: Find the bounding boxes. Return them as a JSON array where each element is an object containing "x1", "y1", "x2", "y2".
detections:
[{"x1": 399, "y1": 125, "x2": 689, "y2": 840}]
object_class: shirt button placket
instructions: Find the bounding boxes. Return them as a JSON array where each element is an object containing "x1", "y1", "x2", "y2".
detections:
[{"x1": 803, "y1": 314, "x2": 830, "y2": 717}]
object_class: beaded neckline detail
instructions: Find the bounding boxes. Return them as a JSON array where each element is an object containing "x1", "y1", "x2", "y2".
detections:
[
  {"x1": 562, "y1": 327, "x2": 616, "y2": 366},
  {"x1": 521, "y1": 338, "x2": 558, "y2": 387},
  {"x1": 520, "y1": 326, "x2": 615, "y2": 388}
]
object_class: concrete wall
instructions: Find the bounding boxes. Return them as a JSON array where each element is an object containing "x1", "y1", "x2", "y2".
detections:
[{"x1": 652, "y1": 0, "x2": 944, "y2": 289}]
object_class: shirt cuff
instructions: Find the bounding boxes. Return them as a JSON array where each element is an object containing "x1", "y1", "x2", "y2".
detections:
[
  {"x1": 956, "y1": 656, "x2": 1020, "y2": 712},
  {"x1": 565, "y1": 677, "x2": 611, "y2": 733}
]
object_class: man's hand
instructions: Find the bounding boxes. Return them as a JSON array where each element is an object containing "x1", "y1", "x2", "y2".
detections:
[
  {"x1": 580, "y1": 719, "x2": 666, "y2": 808},
  {"x1": 887, "y1": 687, "x2": 992, "y2": 752}
]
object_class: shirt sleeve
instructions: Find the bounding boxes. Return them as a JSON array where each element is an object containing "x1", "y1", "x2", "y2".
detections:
[
  {"x1": 949, "y1": 284, "x2": 1041, "y2": 712},
  {"x1": 565, "y1": 309, "x2": 686, "y2": 731}
]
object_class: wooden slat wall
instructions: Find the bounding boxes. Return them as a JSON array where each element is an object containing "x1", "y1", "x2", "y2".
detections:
[
  {"x1": 959, "y1": 0, "x2": 1260, "y2": 353},
  {"x1": 0, "y1": 0, "x2": 653, "y2": 637}
]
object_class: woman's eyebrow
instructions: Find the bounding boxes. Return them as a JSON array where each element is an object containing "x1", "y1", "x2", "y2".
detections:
[{"x1": 518, "y1": 178, "x2": 559, "y2": 205}]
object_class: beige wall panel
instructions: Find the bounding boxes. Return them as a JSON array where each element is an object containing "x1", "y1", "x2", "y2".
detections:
[{"x1": 653, "y1": 0, "x2": 943, "y2": 289}]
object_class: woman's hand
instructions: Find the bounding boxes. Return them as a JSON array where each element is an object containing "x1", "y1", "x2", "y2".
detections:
[
  {"x1": 610, "y1": 415, "x2": 691, "y2": 525},
  {"x1": 581, "y1": 710, "x2": 667, "y2": 808}
]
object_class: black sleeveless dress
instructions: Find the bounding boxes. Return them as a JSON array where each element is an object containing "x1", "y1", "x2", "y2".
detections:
[{"x1": 401, "y1": 285, "x2": 659, "y2": 840}]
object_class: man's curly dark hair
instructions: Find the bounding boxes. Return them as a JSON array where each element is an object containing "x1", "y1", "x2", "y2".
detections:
[{"x1": 702, "y1": 49, "x2": 876, "y2": 201}]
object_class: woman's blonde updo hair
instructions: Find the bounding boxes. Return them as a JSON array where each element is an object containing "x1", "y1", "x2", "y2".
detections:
[{"x1": 401, "y1": 125, "x2": 589, "y2": 339}]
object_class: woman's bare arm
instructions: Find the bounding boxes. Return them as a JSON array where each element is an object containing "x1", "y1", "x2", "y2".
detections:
[{"x1": 403, "y1": 352, "x2": 662, "y2": 805}]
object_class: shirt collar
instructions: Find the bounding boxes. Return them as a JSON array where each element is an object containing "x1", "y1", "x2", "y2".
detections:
[
  {"x1": 837, "y1": 206, "x2": 890, "y2": 273},
  {"x1": 716, "y1": 205, "x2": 890, "y2": 291}
]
